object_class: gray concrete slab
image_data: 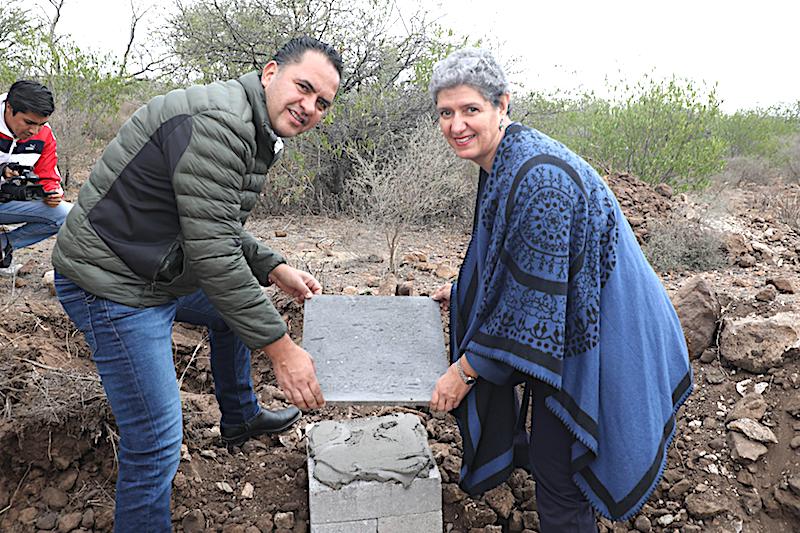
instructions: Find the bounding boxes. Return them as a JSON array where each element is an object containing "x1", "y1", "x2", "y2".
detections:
[{"x1": 303, "y1": 295, "x2": 448, "y2": 405}]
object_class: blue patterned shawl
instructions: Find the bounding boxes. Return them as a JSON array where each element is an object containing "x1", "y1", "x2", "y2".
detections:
[{"x1": 450, "y1": 123, "x2": 692, "y2": 521}]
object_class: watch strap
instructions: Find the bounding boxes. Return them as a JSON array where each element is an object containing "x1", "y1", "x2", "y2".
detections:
[{"x1": 455, "y1": 358, "x2": 477, "y2": 385}]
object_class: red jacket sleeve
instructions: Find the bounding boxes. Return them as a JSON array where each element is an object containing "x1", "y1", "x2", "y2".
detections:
[{"x1": 32, "y1": 125, "x2": 62, "y2": 193}]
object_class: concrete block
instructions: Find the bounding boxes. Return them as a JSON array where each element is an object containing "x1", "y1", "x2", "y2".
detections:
[
  {"x1": 303, "y1": 295, "x2": 448, "y2": 405},
  {"x1": 309, "y1": 467, "x2": 442, "y2": 524},
  {"x1": 308, "y1": 415, "x2": 442, "y2": 527},
  {"x1": 378, "y1": 510, "x2": 443, "y2": 532},
  {"x1": 310, "y1": 519, "x2": 376, "y2": 533}
]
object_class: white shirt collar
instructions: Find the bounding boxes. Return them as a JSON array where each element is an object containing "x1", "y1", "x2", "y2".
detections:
[{"x1": 0, "y1": 94, "x2": 14, "y2": 139}]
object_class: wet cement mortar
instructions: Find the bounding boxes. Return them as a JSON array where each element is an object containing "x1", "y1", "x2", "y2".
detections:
[{"x1": 1, "y1": 175, "x2": 800, "y2": 532}]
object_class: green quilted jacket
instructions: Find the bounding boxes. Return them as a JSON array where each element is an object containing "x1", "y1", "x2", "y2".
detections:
[{"x1": 53, "y1": 71, "x2": 289, "y2": 349}]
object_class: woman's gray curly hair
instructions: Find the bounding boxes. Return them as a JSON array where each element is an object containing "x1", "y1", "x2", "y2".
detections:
[{"x1": 428, "y1": 48, "x2": 510, "y2": 107}]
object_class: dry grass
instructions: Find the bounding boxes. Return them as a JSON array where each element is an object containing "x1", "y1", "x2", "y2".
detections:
[{"x1": 643, "y1": 211, "x2": 727, "y2": 272}]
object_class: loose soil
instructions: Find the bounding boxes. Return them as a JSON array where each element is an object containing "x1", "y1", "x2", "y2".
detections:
[{"x1": 1, "y1": 175, "x2": 800, "y2": 532}]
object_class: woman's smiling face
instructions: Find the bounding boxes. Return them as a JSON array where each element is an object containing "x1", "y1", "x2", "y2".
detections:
[{"x1": 436, "y1": 85, "x2": 509, "y2": 172}]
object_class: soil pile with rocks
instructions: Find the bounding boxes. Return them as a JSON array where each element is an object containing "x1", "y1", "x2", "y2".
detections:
[{"x1": 2, "y1": 176, "x2": 800, "y2": 532}]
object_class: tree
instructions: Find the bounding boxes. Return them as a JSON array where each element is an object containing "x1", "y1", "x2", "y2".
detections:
[{"x1": 163, "y1": 0, "x2": 447, "y2": 91}]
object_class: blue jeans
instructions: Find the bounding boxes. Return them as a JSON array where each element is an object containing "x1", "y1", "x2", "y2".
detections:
[
  {"x1": 55, "y1": 273, "x2": 261, "y2": 532},
  {"x1": 0, "y1": 199, "x2": 72, "y2": 249}
]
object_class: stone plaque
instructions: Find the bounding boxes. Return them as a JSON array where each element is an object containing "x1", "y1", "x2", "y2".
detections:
[{"x1": 303, "y1": 295, "x2": 448, "y2": 405}]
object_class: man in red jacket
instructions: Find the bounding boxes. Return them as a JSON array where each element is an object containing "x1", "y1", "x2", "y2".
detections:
[{"x1": 0, "y1": 80, "x2": 71, "y2": 275}]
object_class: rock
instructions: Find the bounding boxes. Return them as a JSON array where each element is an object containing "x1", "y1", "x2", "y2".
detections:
[
  {"x1": 377, "y1": 273, "x2": 397, "y2": 295},
  {"x1": 484, "y1": 485, "x2": 515, "y2": 519},
  {"x1": 341, "y1": 286, "x2": 358, "y2": 295},
  {"x1": 668, "y1": 478, "x2": 692, "y2": 499},
  {"x1": 254, "y1": 514, "x2": 274, "y2": 532},
  {"x1": 719, "y1": 312, "x2": 800, "y2": 373},
  {"x1": 81, "y1": 509, "x2": 94, "y2": 528},
  {"x1": 365, "y1": 276, "x2": 380, "y2": 287},
  {"x1": 216, "y1": 481, "x2": 234, "y2": 493},
  {"x1": 182, "y1": 509, "x2": 205, "y2": 533},
  {"x1": 396, "y1": 281, "x2": 414, "y2": 296},
  {"x1": 57, "y1": 470, "x2": 79, "y2": 492},
  {"x1": 241, "y1": 482, "x2": 254, "y2": 499},
  {"x1": 774, "y1": 487, "x2": 800, "y2": 518},
  {"x1": 741, "y1": 489, "x2": 763, "y2": 515},
  {"x1": 767, "y1": 277, "x2": 795, "y2": 294},
  {"x1": 435, "y1": 263, "x2": 459, "y2": 280},
  {"x1": 726, "y1": 418, "x2": 778, "y2": 443},
  {"x1": 726, "y1": 393, "x2": 768, "y2": 423},
  {"x1": 699, "y1": 349, "x2": 717, "y2": 363},
  {"x1": 737, "y1": 254, "x2": 757, "y2": 268},
  {"x1": 685, "y1": 492, "x2": 728, "y2": 518},
  {"x1": 522, "y1": 510, "x2": 539, "y2": 529},
  {"x1": 274, "y1": 512, "x2": 294, "y2": 529},
  {"x1": 443, "y1": 483, "x2": 467, "y2": 504},
  {"x1": 790, "y1": 476, "x2": 800, "y2": 496},
  {"x1": 755, "y1": 285, "x2": 778, "y2": 302},
  {"x1": 787, "y1": 396, "x2": 800, "y2": 418},
  {"x1": 462, "y1": 501, "x2": 497, "y2": 527},
  {"x1": 751, "y1": 240, "x2": 775, "y2": 257},
  {"x1": 655, "y1": 514, "x2": 674, "y2": 526},
  {"x1": 628, "y1": 216, "x2": 645, "y2": 227},
  {"x1": 634, "y1": 514, "x2": 652, "y2": 531},
  {"x1": 274, "y1": 230, "x2": 287, "y2": 237},
  {"x1": 58, "y1": 512, "x2": 83, "y2": 532},
  {"x1": 42, "y1": 269, "x2": 56, "y2": 295},
  {"x1": 724, "y1": 234, "x2": 750, "y2": 256},
  {"x1": 654, "y1": 183, "x2": 673, "y2": 198},
  {"x1": 15, "y1": 258, "x2": 36, "y2": 276},
  {"x1": 791, "y1": 436, "x2": 800, "y2": 449},
  {"x1": 736, "y1": 470, "x2": 755, "y2": 487},
  {"x1": 672, "y1": 276, "x2": 720, "y2": 359},
  {"x1": 35, "y1": 513, "x2": 58, "y2": 530},
  {"x1": 508, "y1": 509, "x2": 524, "y2": 531},
  {"x1": 728, "y1": 431, "x2": 768, "y2": 462},
  {"x1": 705, "y1": 367, "x2": 726, "y2": 385},
  {"x1": 42, "y1": 486, "x2": 68, "y2": 509}
]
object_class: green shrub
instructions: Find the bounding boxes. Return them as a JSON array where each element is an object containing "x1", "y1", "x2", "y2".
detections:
[{"x1": 516, "y1": 77, "x2": 727, "y2": 190}]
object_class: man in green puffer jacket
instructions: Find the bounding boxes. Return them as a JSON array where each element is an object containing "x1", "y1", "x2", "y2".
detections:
[{"x1": 52, "y1": 37, "x2": 342, "y2": 532}]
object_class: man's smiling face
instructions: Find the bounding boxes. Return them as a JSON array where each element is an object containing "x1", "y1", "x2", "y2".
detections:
[{"x1": 261, "y1": 50, "x2": 340, "y2": 138}]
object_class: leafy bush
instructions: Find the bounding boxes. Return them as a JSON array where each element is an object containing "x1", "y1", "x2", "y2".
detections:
[{"x1": 515, "y1": 77, "x2": 726, "y2": 190}]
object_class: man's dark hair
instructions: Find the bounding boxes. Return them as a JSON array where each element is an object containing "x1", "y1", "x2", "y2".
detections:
[
  {"x1": 6, "y1": 80, "x2": 55, "y2": 117},
  {"x1": 272, "y1": 36, "x2": 343, "y2": 79}
]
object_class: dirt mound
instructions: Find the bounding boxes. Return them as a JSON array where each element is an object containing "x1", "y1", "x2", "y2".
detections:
[
  {"x1": 604, "y1": 172, "x2": 679, "y2": 242},
  {"x1": 2, "y1": 200, "x2": 800, "y2": 531}
]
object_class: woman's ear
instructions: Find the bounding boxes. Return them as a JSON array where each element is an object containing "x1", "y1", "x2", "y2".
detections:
[{"x1": 498, "y1": 93, "x2": 511, "y2": 119}]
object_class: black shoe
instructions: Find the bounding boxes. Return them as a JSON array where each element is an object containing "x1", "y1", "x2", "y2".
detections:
[
  {"x1": 0, "y1": 237, "x2": 12, "y2": 268},
  {"x1": 221, "y1": 406, "x2": 301, "y2": 446}
]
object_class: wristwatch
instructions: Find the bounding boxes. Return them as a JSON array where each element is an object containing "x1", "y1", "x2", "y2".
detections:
[{"x1": 455, "y1": 358, "x2": 477, "y2": 386}]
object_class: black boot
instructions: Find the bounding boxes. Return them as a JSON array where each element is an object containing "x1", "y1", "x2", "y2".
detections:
[{"x1": 221, "y1": 406, "x2": 301, "y2": 446}]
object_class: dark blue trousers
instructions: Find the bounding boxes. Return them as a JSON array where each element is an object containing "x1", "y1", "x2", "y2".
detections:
[{"x1": 530, "y1": 382, "x2": 598, "y2": 532}]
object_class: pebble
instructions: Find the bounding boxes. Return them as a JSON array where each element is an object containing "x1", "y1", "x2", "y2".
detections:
[
  {"x1": 274, "y1": 512, "x2": 295, "y2": 529},
  {"x1": 58, "y1": 512, "x2": 83, "y2": 532},
  {"x1": 634, "y1": 514, "x2": 652, "y2": 532}
]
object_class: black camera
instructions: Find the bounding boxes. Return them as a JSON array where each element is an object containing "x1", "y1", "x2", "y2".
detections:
[{"x1": 0, "y1": 163, "x2": 46, "y2": 203}]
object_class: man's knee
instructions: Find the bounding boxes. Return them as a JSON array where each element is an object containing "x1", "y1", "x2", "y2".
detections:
[{"x1": 51, "y1": 201, "x2": 72, "y2": 225}]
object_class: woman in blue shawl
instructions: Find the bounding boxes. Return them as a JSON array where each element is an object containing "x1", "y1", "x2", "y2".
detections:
[{"x1": 428, "y1": 48, "x2": 692, "y2": 531}]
